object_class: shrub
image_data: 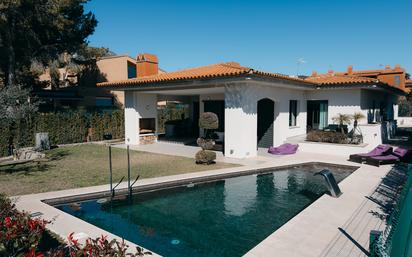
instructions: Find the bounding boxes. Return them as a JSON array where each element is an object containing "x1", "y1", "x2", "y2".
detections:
[
  {"x1": 195, "y1": 112, "x2": 218, "y2": 165},
  {"x1": 0, "y1": 110, "x2": 125, "y2": 157},
  {"x1": 0, "y1": 194, "x2": 49, "y2": 256},
  {"x1": 0, "y1": 194, "x2": 152, "y2": 256},
  {"x1": 306, "y1": 131, "x2": 349, "y2": 144},
  {"x1": 67, "y1": 233, "x2": 151, "y2": 257},
  {"x1": 199, "y1": 112, "x2": 218, "y2": 130},
  {"x1": 195, "y1": 150, "x2": 216, "y2": 164}
]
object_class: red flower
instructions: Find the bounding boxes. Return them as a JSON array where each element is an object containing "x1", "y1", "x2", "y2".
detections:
[
  {"x1": 28, "y1": 219, "x2": 36, "y2": 231},
  {"x1": 4, "y1": 217, "x2": 12, "y2": 228}
]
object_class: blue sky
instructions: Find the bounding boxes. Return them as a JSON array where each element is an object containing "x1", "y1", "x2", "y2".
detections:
[{"x1": 85, "y1": 0, "x2": 412, "y2": 76}]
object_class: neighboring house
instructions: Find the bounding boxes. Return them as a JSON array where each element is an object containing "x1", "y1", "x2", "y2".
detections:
[
  {"x1": 97, "y1": 54, "x2": 408, "y2": 159},
  {"x1": 36, "y1": 53, "x2": 165, "y2": 109}
]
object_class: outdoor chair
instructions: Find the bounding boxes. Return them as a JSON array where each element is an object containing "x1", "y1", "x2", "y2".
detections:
[
  {"x1": 349, "y1": 144, "x2": 392, "y2": 163},
  {"x1": 365, "y1": 147, "x2": 409, "y2": 167},
  {"x1": 268, "y1": 143, "x2": 299, "y2": 155}
]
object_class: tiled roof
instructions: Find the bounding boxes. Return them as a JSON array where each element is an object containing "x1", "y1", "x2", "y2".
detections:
[
  {"x1": 97, "y1": 62, "x2": 310, "y2": 87},
  {"x1": 305, "y1": 74, "x2": 379, "y2": 85}
]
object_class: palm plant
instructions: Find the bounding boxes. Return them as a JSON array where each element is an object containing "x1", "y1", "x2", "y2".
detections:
[
  {"x1": 332, "y1": 113, "x2": 351, "y2": 134},
  {"x1": 351, "y1": 112, "x2": 366, "y2": 144},
  {"x1": 352, "y1": 112, "x2": 366, "y2": 131}
]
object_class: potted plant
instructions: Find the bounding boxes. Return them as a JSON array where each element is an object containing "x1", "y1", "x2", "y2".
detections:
[{"x1": 351, "y1": 112, "x2": 366, "y2": 144}]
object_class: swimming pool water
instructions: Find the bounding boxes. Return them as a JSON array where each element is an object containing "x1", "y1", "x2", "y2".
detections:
[{"x1": 56, "y1": 164, "x2": 355, "y2": 257}]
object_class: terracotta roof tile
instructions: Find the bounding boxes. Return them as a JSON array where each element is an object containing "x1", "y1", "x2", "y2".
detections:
[
  {"x1": 305, "y1": 74, "x2": 378, "y2": 85},
  {"x1": 97, "y1": 62, "x2": 309, "y2": 87}
]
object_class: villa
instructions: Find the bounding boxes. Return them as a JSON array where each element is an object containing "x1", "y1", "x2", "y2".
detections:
[{"x1": 98, "y1": 54, "x2": 408, "y2": 158}]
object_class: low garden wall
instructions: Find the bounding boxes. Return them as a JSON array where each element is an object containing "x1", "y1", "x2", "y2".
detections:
[
  {"x1": 296, "y1": 141, "x2": 372, "y2": 156},
  {"x1": 0, "y1": 110, "x2": 124, "y2": 157},
  {"x1": 397, "y1": 117, "x2": 412, "y2": 127}
]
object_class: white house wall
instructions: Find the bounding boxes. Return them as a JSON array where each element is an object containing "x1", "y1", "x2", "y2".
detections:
[
  {"x1": 124, "y1": 91, "x2": 139, "y2": 145},
  {"x1": 224, "y1": 83, "x2": 307, "y2": 158},
  {"x1": 307, "y1": 89, "x2": 362, "y2": 130},
  {"x1": 124, "y1": 91, "x2": 158, "y2": 145}
]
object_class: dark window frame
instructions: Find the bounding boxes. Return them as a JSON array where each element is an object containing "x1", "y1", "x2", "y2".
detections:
[{"x1": 289, "y1": 100, "x2": 298, "y2": 127}]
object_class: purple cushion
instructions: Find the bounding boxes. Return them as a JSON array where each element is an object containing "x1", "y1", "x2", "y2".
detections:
[
  {"x1": 268, "y1": 144, "x2": 299, "y2": 155},
  {"x1": 358, "y1": 144, "x2": 392, "y2": 157},
  {"x1": 393, "y1": 147, "x2": 408, "y2": 158},
  {"x1": 370, "y1": 154, "x2": 399, "y2": 161}
]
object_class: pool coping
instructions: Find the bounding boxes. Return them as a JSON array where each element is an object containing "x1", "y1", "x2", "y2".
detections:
[{"x1": 13, "y1": 155, "x2": 391, "y2": 257}]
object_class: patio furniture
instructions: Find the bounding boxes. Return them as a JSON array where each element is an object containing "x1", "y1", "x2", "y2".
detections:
[
  {"x1": 349, "y1": 144, "x2": 392, "y2": 163},
  {"x1": 268, "y1": 143, "x2": 299, "y2": 155},
  {"x1": 365, "y1": 147, "x2": 409, "y2": 167}
]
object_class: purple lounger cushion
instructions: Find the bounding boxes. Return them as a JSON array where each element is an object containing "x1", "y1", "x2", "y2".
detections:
[
  {"x1": 268, "y1": 143, "x2": 299, "y2": 155},
  {"x1": 392, "y1": 147, "x2": 409, "y2": 158},
  {"x1": 370, "y1": 147, "x2": 409, "y2": 161},
  {"x1": 366, "y1": 147, "x2": 409, "y2": 166},
  {"x1": 357, "y1": 144, "x2": 392, "y2": 157},
  {"x1": 370, "y1": 154, "x2": 399, "y2": 161},
  {"x1": 349, "y1": 144, "x2": 393, "y2": 163}
]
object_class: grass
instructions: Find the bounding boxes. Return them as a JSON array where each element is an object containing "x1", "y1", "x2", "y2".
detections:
[{"x1": 0, "y1": 144, "x2": 238, "y2": 196}]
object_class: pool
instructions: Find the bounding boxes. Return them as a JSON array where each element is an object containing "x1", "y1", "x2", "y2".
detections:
[{"x1": 53, "y1": 163, "x2": 357, "y2": 257}]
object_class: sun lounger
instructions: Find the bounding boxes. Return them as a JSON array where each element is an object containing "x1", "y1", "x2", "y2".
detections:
[
  {"x1": 268, "y1": 143, "x2": 299, "y2": 155},
  {"x1": 349, "y1": 144, "x2": 392, "y2": 163},
  {"x1": 365, "y1": 147, "x2": 409, "y2": 167}
]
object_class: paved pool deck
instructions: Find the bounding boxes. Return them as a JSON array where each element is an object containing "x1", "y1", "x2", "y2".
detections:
[{"x1": 13, "y1": 144, "x2": 394, "y2": 257}]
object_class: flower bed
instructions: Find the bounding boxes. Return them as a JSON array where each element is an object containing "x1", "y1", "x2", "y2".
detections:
[{"x1": 0, "y1": 194, "x2": 151, "y2": 256}]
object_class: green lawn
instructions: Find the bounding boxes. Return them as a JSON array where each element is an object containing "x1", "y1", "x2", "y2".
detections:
[{"x1": 0, "y1": 144, "x2": 238, "y2": 196}]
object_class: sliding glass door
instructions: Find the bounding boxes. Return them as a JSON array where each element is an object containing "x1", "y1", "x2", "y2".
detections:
[{"x1": 307, "y1": 100, "x2": 328, "y2": 131}]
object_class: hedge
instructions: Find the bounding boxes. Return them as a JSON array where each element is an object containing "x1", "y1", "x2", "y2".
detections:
[{"x1": 0, "y1": 110, "x2": 124, "y2": 157}]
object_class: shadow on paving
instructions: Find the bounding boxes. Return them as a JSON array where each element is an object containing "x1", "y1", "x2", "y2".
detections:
[{"x1": 320, "y1": 164, "x2": 409, "y2": 257}]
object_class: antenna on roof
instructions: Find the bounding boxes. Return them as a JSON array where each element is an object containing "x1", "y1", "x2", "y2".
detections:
[{"x1": 296, "y1": 58, "x2": 306, "y2": 76}]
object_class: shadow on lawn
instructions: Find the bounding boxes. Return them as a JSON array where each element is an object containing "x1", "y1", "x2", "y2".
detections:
[{"x1": 0, "y1": 148, "x2": 71, "y2": 175}]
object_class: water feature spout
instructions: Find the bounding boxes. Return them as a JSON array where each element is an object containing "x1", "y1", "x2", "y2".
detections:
[{"x1": 314, "y1": 169, "x2": 342, "y2": 197}]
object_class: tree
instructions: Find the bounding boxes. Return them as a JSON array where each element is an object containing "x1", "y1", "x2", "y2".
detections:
[{"x1": 0, "y1": 0, "x2": 97, "y2": 88}]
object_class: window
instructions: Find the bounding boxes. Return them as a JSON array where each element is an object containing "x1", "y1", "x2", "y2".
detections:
[
  {"x1": 394, "y1": 75, "x2": 401, "y2": 87},
  {"x1": 127, "y1": 62, "x2": 137, "y2": 79},
  {"x1": 289, "y1": 100, "x2": 298, "y2": 127},
  {"x1": 95, "y1": 97, "x2": 113, "y2": 107}
]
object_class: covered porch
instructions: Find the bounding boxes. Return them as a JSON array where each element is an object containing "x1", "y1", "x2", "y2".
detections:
[
  {"x1": 124, "y1": 86, "x2": 230, "y2": 152},
  {"x1": 123, "y1": 82, "x2": 283, "y2": 159}
]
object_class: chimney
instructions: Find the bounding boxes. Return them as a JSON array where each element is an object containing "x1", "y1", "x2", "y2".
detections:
[
  {"x1": 347, "y1": 65, "x2": 353, "y2": 75},
  {"x1": 311, "y1": 71, "x2": 318, "y2": 77},
  {"x1": 394, "y1": 64, "x2": 402, "y2": 71},
  {"x1": 136, "y1": 53, "x2": 158, "y2": 77},
  {"x1": 385, "y1": 65, "x2": 391, "y2": 70},
  {"x1": 328, "y1": 70, "x2": 334, "y2": 75}
]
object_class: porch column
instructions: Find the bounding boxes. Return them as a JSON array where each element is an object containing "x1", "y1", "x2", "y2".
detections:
[
  {"x1": 124, "y1": 92, "x2": 158, "y2": 145},
  {"x1": 124, "y1": 91, "x2": 139, "y2": 145},
  {"x1": 224, "y1": 84, "x2": 257, "y2": 158}
]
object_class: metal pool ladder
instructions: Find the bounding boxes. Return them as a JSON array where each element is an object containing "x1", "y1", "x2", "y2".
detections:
[
  {"x1": 108, "y1": 145, "x2": 140, "y2": 198},
  {"x1": 314, "y1": 169, "x2": 342, "y2": 198}
]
